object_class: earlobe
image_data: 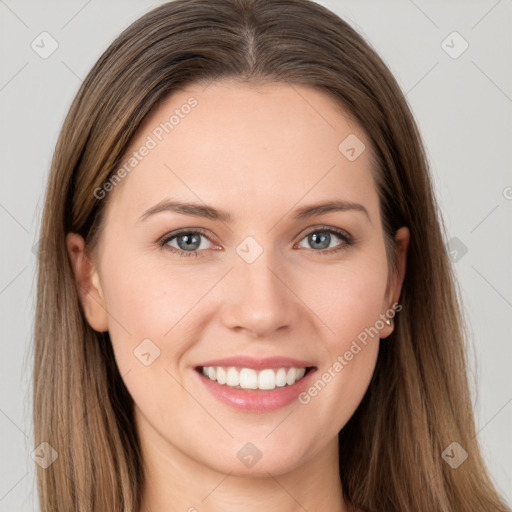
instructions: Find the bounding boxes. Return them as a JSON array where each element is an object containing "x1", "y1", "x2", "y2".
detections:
[{"x1": 66, "y1": 232, "x2": 109, "y2": 332}]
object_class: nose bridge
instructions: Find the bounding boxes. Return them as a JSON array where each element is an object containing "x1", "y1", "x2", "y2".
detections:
[{"x1": 220, "y1": 236, "x2": 297, "y2": 336}]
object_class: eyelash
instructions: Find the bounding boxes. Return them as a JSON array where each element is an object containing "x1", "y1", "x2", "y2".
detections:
[{"x1": 157, "y1": 226, "x2": 354, "y2": 258}]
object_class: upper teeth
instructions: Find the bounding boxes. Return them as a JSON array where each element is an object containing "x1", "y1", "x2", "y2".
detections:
[{"x1": 201, "y1": 366, "x2": 307, "y2": 390}]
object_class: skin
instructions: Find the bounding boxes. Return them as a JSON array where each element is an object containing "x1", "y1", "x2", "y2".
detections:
[{"x1": 67, "y1": 80, "x2": 409, "y2": 512}]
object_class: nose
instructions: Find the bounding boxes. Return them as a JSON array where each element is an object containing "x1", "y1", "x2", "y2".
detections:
[{"x1": 219, "y1": 249, "x2": 301, "y2": 338}]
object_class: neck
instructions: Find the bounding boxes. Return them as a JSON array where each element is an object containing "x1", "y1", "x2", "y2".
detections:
[{"x1": 136, "y1": 412, "x2": 349, "y2": 512}]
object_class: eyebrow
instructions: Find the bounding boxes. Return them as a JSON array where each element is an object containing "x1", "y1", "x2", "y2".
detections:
[{"x1": 138, "y1": 198, "x2": 370, "y2": 224}]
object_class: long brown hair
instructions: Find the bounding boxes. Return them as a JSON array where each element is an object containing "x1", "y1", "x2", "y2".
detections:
[{"x1": 33, "y1": 0, "x2": 510, "y2": 510}]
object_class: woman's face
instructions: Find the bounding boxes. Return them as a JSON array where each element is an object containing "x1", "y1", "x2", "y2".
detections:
[{"x1": 70, "y1": 80, "x2": 408, "y2": 477}]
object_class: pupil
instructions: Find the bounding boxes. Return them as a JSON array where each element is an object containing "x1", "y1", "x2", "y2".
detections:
[
  {"x1": 178, "y1": 233, "x2": 200, "y2": 250},
  {"x1": 310, "y1": 232, "x2": 329, "y2": 249}
]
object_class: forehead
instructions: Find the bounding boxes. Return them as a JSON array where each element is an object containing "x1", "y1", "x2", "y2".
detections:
[{"x1": 103, "y1": 80, "x2": 378, "y2": 226}]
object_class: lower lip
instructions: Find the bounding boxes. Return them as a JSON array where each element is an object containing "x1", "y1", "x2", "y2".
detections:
[{"x1": 195, "y1": 368, "x2": 317, "y2": 412}]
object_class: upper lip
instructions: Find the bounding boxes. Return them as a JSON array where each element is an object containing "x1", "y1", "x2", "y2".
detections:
[{"x1": 195, "y1": 356, "x2": 316, "y2": 370}]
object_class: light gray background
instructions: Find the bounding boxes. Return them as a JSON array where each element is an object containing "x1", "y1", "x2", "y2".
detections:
[{"x1": 1, "y1": 0, "x2": 511, "y2": 510}]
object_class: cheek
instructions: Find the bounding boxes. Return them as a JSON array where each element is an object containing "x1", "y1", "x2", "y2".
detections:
[
  {"x1": 98, "y1": 249, "x2": 215, "y2": 368},
  {"x1": 303, "y1": 250, "x2": 389, "y2": 348},
  {"x1": 294, "y1": 251, "x2": 387, "y2": 425},
  {"x1": 98, "y1": 255, "x2": 205, "y2": 428}
]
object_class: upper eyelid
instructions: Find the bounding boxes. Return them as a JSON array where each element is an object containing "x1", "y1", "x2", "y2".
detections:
[
  {"x1": 296, "y1": 225, "x2": 351, "y2": 240},
  {"x1": 160, "y1": 227, "x2": 215, "y2": 245}
]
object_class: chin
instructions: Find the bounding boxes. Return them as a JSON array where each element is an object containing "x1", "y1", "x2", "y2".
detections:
[{"x1": 197, "y1": 438, "x2": 311, "y2": 477}]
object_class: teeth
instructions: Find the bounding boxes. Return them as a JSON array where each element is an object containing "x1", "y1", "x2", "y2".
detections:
[
  {"x1": 226, "y1": 367, "x2": 240, "y2": 386},
  {"x1": 216, "y1": 366, "x2": 226, "y2": 385},
  {"x1": 200, "y1": 366, "x2": 309, "y2": 390},
  {"x1": 240, "y1": 368, "x2": 258, "y2": 389},
  {"x1": 286, "y1": 367, "x2": 297, "y2": 385},
  {"x1": 258, "y1": 369, "x2": 275, "y2": 390},
  {"x1": 275, "y1": 368, "x2": 287, "y2": 387}
]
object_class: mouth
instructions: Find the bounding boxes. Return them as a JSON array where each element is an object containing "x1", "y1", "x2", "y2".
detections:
[
  {"x1": 195, "y1": 365, "x2": 316, "y2": 391},
  {"x1": 193, "y1": 355, "x2": 318, "y2": 411}
]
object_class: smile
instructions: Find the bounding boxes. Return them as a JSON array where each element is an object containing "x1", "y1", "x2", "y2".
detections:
[{"x1": 198, "y1": 365, "x2": 311, "y2": 390}]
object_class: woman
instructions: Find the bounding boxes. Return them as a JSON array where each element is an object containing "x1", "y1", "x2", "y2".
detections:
[{"x1": 33, "y1": 0, "x2": 510, "y2": 510}]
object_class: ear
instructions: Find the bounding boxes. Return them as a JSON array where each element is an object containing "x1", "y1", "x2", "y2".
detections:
[
  {"x1": 66, "y1": 232, "x2": 109, "y2": 332},
  {"x1": 380, "y1": 226, "x2": 409, "y2": 338}
]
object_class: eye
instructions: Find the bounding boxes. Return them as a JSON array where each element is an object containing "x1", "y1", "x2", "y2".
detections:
[
  {"x1": 159, "y1": 229, "x2": 215, "y2": 258},
  {"x1": 296, "y1": 226, "x2": 354, "y2": 255},
  {"x1": 158, "y1": 226, "x2": 354, "y2": 258}
]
